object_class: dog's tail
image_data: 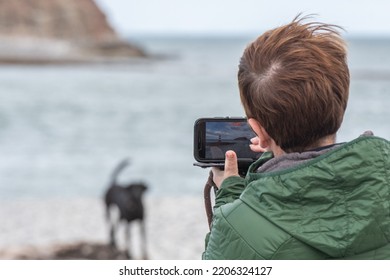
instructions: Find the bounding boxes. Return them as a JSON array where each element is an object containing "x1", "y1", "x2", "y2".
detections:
[{"x1": 109, "y1": 158, "x2": 131, "y2": 187}]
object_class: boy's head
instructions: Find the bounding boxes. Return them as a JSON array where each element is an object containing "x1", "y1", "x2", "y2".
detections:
[{"x1": 238, "y1": 16, "x2": 350, "y2": 152}]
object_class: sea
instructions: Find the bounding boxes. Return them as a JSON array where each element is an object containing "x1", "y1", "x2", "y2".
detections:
[{"x1": 0, "y1": 35, "x2": 390, "y2": 200}]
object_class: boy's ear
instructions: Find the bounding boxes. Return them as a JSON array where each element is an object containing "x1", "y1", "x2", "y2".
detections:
[{"x1": 248, "y1": 118, "x2": 271, "y2": 149}]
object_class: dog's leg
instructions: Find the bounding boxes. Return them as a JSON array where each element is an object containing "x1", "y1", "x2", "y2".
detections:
[
  {"x1": 109, "y1": 223, "x2": 117, "y2": 248},
  {"x1": 107, "y1": 205, "x2": 120, "y2": 248},
  {"x1": 140, "y1": 220, "x2": 148, "y2": 260},
  {"x1": 124, "y1": 223, "x2": 132, "y2": 259}
]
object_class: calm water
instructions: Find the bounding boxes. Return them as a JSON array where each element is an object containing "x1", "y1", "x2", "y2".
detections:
[{"x1": 0, "y1": 36, "x2": 389, "y2": 199}]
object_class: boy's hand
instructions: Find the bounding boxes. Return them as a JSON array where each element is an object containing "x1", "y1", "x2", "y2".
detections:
[
  {"x1": 250, "y1": 136, "x2": 269, "y2": 152},
  {"x1": 211, "y1": 150, "x2": 239, "y2": 188}
]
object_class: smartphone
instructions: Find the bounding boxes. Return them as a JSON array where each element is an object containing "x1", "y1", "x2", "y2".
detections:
[{"x1": 193, "y1": 117, "x2": 261, "y2": 168}]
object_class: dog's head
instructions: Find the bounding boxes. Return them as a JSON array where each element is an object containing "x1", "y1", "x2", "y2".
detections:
[{"x1": 126, "y1": 183, "x2": 148, "y2": 199}]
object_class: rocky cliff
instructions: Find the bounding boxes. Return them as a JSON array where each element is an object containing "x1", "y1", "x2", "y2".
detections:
[{"x1": 0, "y1": 0, "x2": 145, "y2": 64}]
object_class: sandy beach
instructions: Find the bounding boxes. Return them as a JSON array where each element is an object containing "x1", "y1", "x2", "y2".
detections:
[{"x1": 0, "y1": 195, "x2": 209, "y2": 260}]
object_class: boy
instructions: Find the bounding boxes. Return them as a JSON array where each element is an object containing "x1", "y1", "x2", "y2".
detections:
[{"x1": 203, "y1": 16, "x2": 390, "y2": 259}]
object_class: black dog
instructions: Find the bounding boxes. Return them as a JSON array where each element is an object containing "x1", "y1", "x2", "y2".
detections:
[{"x1": 104, "y1": 158, "x2": 148, "y2": 259}]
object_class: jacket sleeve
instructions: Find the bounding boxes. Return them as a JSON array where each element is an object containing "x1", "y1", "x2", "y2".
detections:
[
  {"x1": 203, "y1": 176, "x2": 247, "y2": 259},
  {"x1": 203, "y1": 200, "x2": 264, "y2": 260},
  {"x1": 214, "y1": 176, "x2": 246, "y2": 209}
]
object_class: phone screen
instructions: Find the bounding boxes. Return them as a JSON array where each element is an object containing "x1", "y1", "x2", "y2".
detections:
[{"x1": 194, "y1": 118, "x2": 259, "y2": 162}]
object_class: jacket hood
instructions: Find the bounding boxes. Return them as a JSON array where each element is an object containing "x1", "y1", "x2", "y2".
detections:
[{"x1": 241, "y1": 136, "x2": 390, "y2": 258}]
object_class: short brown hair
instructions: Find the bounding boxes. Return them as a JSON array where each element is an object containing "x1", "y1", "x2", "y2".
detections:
[{"x1": 238, "y1": 16, "x2": 350, "y2": 152}]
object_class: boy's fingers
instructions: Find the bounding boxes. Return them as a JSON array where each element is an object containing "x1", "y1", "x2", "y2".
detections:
[{"x1": 224, "y1": 150, "x2": 239, "y2": 178}]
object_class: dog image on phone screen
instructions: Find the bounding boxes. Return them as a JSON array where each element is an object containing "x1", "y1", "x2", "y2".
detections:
[{"x1": 103, "y1": 158, "x2": 148, "y2": 259}]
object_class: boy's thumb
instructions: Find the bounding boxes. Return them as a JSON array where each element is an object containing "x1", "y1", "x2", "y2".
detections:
[{"x1": 224, "y1": 150, "x2": 239, "y2": 178}]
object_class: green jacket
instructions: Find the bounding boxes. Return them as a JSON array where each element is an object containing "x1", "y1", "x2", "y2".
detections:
[{"x1": 203, "y1": 136, "x2": 390, "y2": 259}]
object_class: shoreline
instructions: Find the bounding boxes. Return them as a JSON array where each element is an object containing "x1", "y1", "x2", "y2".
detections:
[
  {"x1": 0, "y1": 36, "x2": 147, "y2": 65},
  {"x1": 0, "y1": 196, "x2": 209, "y2": 260}
]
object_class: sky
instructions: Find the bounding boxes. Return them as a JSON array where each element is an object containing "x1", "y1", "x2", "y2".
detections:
[{"x1": 95, "y1": 0, "x2": 390, "y2": 37}]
